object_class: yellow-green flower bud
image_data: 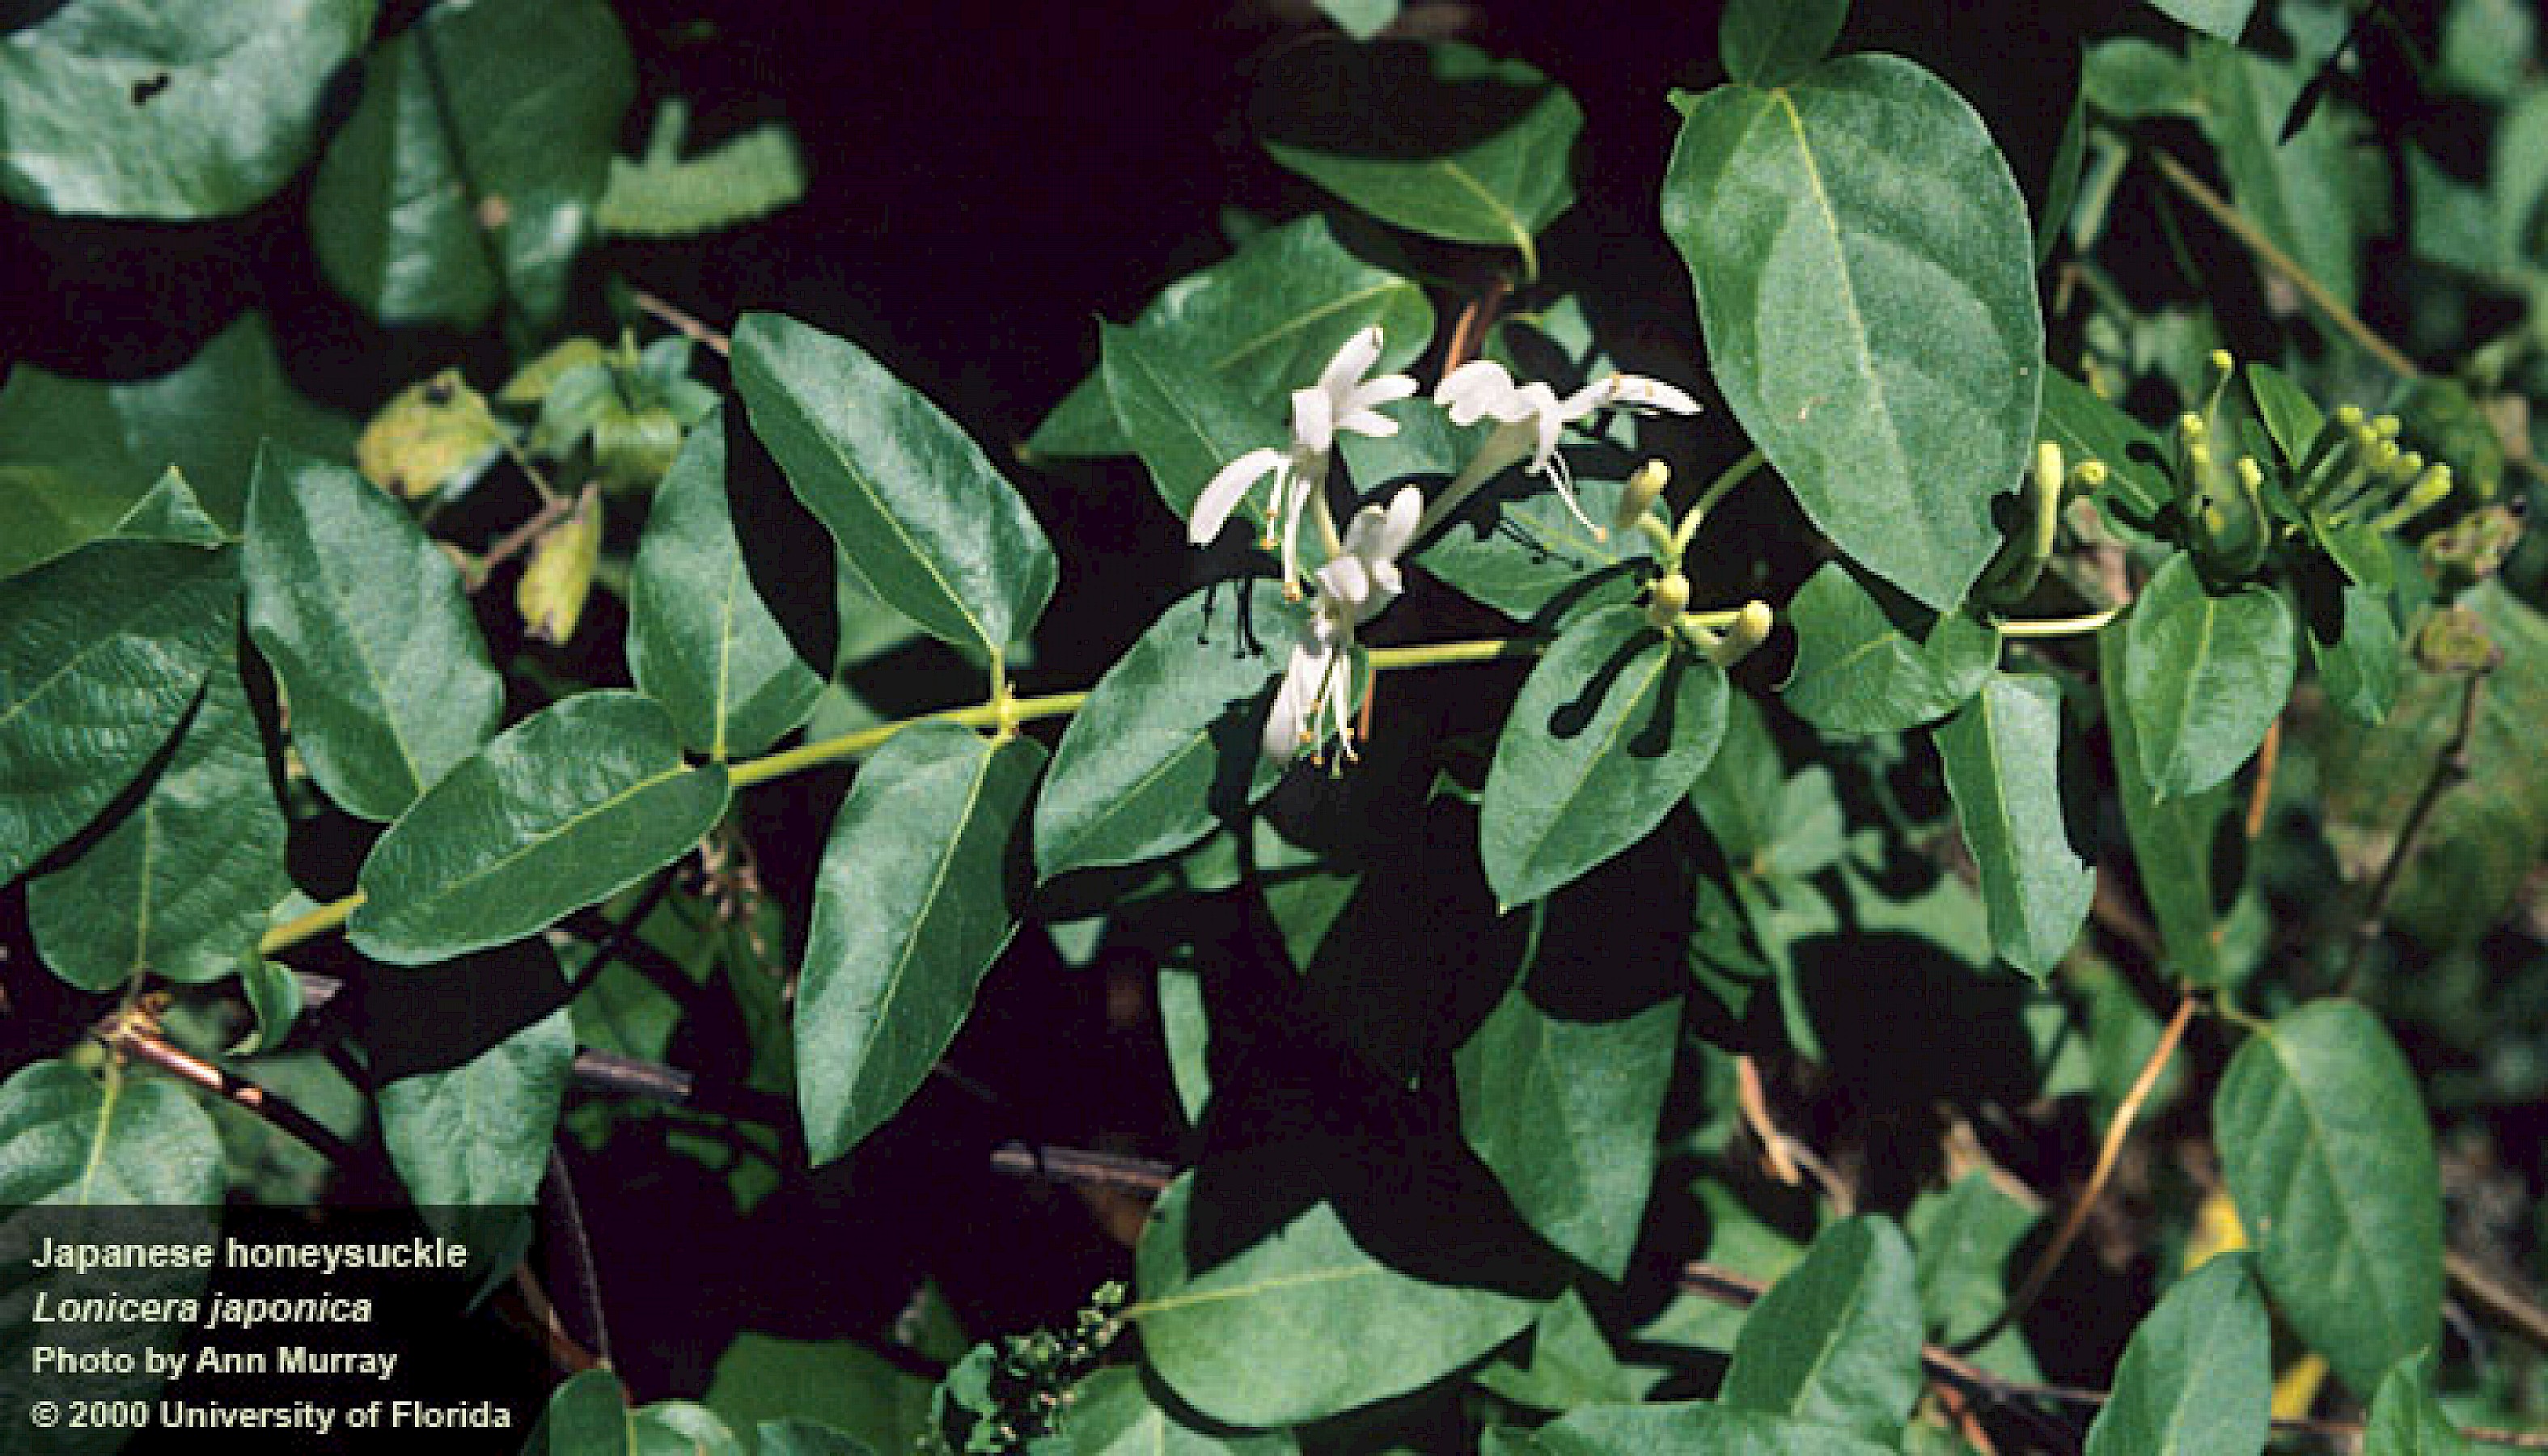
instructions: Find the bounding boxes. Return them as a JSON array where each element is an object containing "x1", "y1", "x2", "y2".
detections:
[
  {"x1": 1615, "y1": 459, "x2": 1670, "y2": 537},
  {"x1": 1708, "y1": 601, "x2": 1775, "y2": 667}
]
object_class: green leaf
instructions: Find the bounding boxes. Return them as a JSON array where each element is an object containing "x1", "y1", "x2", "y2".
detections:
[
  {"x1": 753, "y1": 1423, "x2": 877, "y2": 1456},
  {"x1": 530, "y1": 1370, "x2": 743, "y2": 1456},
  {"x1": 599, "y1": 103, "x2": 806, "y2": 238},
  {"x1": 0, "y1": 538, "x2": 236, "y2": 886},
  {"x1": 1066, "y1": 1367, "x2": 1299, "y2": 1456},
  {"x1": 309, "y1": 0, "x2": 634, "y2": 327},
  {"x1": 1036, "y1": 588, "x2": 1296, "y2": 878},
  {"x1": 1252, "y1": 40, "x2": 1582, "y2": 270},
  {"x1": 2308, "y1": 582, "x2": 2402, "y2": 726},
  {"x1": 1664, "y1": 53, "x2": 2043, "y2": 612},
  {"x1": 28, "y1": 655, "x2": 286, "y2": 990},
  {"x1": 0, "y1": 1059, "x2": 224, "y2": 1204},
  {"x1": 2098, "y1": 627, "x2": 2237, "y2": 985},
  {"x1": 1779, "y1": 562, "x2": 1995, "y2": 735},
  {"x1": 628, "y1": 411, "x2": 823, "y2": 760},
  {"x1": 350, "y1": 692, "x2": 732, "y2": 965},
  {"x1": 2039, "y1": 63, "x2": 2089, "y2": 267},
  {"x1": 1723, "y1": 1217, "x2": 1924, "y2": 1441},
  {"x1": 1907, "y1": 1173, "x2": 2040, "y2": 1347},
  {"x1": 1481, "y1": 605, "x2": 1729, "y2": 910},
  {"x1": 2190, "y1": 38, "x2": 2360, "y2": 308},
  {"x1": 243, "y1": 443, "x2": 503, "y2": 823},
  {"x1": 2363, "y1": 1352, "x2": 2474, "y2": 1456},
  {"x1": 1721, "y1": 0, "x2": 1850, "y2": 88},
  {"x1": 1101, "y1": 324, "x2": 1289, "y2": 531},
  {"x1": 796, "y1": 724, "x2": 1041, "y2": 1164},
  {"x1": 1454, "y1": 882, "x2": 1682, "y2": 1280},
  {"x1": 234, "y1": 956, "x2": 305, "y2": 1056},
  {"x1": 1477, "y1": 1290, "x2": 1644, "y2": 1411},
  {"x1": 1690, "y1": 693, "x2": 1844, "y2": 880},
  {"x1": 0, "y1": 1061, "x2": 222, "y2": 1456},
  {"x1": 2146, "y1": 0, "x2": 2255, "y2": 40},
  {"x1": 2122, "y1": 552, "x2": 2296, "y2": 798},
  {"x1": 2214, "y1": 1000, "x2": 2444, "y2": 1398},
  {"x1": 2084, "y1": 1255, "x2": 2269, "y2": 1456},
  {"x1": 2040, "y1": 369, "x2": 2169, "y2": 522},
  {"x1": 1031, "y1": 215, "x2": 1433, "y2": 458},
  {"x1": 0, "y1": 315, "x2": 349, "y2": 578},
  {"x1": 1314, "y1": 0, "x2": 1399, "y2": 41},
  {"x1": 1935, "y1": 673, "x2": 2095, "y2": 980},
  {"x1": 2085, "y1": 38, "x2": 2197, "y2": 122},
  {"x1": 732, "y1": 311, "x2": 1057, "y2": 657},
  {"x1": 0, "y1": 0, "x2": 375, "y2": 218},
  {"x1": 1133, "y1": 1170, "x2": 1541, "y2": 1427},
  {"x1": 705, "y1": 1334, "x2": 932, "y2": 1454},
  {"x1": 1528, "y1": 1402, "x2": 1899, "y2": 1456},
  {"x1": 381, "y1": 1002, "x2": 573, "y2": 1207},
  {"x1": 2243, "y1": 362, "x2": 2323, "y2": 469}
]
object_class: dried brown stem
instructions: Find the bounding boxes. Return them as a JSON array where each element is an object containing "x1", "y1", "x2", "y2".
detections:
[{"x1": 629, "y1": 288, "x2": 732, "y2": 358}]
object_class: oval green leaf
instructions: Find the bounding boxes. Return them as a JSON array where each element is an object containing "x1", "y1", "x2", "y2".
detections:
[
  {"x1": 2083, "y1": 1255, "x2": 2270, "y2": 1456},
  {"x1": 1036, "y1": 587, "x2": 1294, "y2": 879},
  {"x1": 796, "y1": 724, "x2": 1043, "y2": 1165},
  {"x1": 243, "y1": 442, "x2": 503, "y2": 823},
  {"x1": 1935, "y1": 672, "x2": 2095, "y2": 980},
  {"x1": 733, "y1": 312, "x2": 1058, "y2": 658},
  {"x1": 350, "y1": 692, "x2": 731, "y2": 965},
  {"x1": 0, "y1": 538, "x2": 235, "y2": 885},
  {"x1": 1032, "y1": 214, "x2": 1433, "y2": 458},
  {"x1": 1252, "y1": 40, "x2": 1581, "y2": 272},
  {"x1": 1722, "y1": 1217, "x2": 1924, "y2": 1441},
  {"x1": 380, "y1": 1002, "x2": 573, "y2": 1208},
  {"x1": 2122, "y1": 552, "x2": 2297, "y2": 798},
  {"x1": 2097, "y1": 627, "x2": 2237, "y2": 986},
  {"x1": 1134, "y1": 1170, "x2": 1540, "y2": 1428},
  {"x1": 2190, "y1": 38, "x2": 2357, "y2": 307},
  {"x1": 0, "y1": 315, "x2": 350, "y2": 577},
  {"x1": 2364, "y1": 1353, "x2": 2474, "y2": 1456},
  {"x1": 309, "y1": 0, "x2": 634, "y2": 327},
  {"x1": 29, "y1": 657, "x2": 286, "y2": 990},
  {"x1": 1722, "y1": 0, "x2": 1850, "y2": 88},
  {"x1": 628, "y1": 411, "x2": 823, "y2": 760},
  {"x1": 1481, "y1": 605, "x2": 1729, "y2": 910},
  {"x1": 0, "y1": 0, "x2": 375, "y2": 218},
  {"x1": 2214, "y1": 1000, "x2": 2444, "y2": 1399},
  {"x1": 1780, "y1": 562, "x2": 1996, "y2": 735},
  {"x1": 1664, "y1": 54, "x2": 2044, "y2": 612}
]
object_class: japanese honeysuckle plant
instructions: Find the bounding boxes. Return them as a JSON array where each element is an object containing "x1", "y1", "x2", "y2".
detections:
[{"x1": 6, "y1": 0, "x2": 2548, "y2": 1452}]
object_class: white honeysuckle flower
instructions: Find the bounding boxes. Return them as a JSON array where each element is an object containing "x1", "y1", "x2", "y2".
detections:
[
  {"x1": 1261, "y1": 485, "x2": 1424, "y2": 764},
  {"x1": 1189, "y1": 327, "x2": 1417, "y2": 595},
  {"x1": 1433, "y1": 360, "x2": 1701, "y2": 537}
]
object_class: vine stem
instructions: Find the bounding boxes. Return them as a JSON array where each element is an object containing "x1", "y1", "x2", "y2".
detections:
[
  {"x1": 1958, "y1": 993, "x2": 2199, "y2": 1355},
  {"x1": 629, "y1": 288, "x2": 732, "y2": 358},
  {"x1": 257, "y1": 633, "x2": 1551, "y2": 957},
  {"x1": 2142, "y1": 147, "x2": 2419, "y2": 380},
  {"x1": 2339, "y1": 670, "x2": 2486, "y2": 993},
  {"x1": 1996, "y1": 606, "x2": 2121, "y2": 639}
]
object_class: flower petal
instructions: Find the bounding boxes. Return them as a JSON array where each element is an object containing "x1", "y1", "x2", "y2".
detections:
[
  {"x1": 1612, "y1": 373, "x2": 1701, "y2": 414},
  {"x1": 1317, "y1": 552, "x2": 1374, "y2": 612},
  {"x1": 1291, "y1": 384, "x2": 1335, "y2": 455},
  {"x1": 1319, "y1": 325, "x2": 1387, "y2": 397},
  {"x1": 1435, "y1": 358, "x2": 1520, "y2": 425},
  {"x1": 1373, "y1": 485, "x2": 1424, "y2": 562},
  {"x1": 1191, "y1": 448, "x2": 1285, "y2": 544}
]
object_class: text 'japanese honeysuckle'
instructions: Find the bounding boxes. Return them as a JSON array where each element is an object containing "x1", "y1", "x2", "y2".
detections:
[
  {"x1": 1265, "y1": 485, "x2": 1424, "y2": 764},
  {"x1": 1189, "y1": 327, "x2": 1418, "y2": 597},
  {"x1": 1433, "y1": 360, "x2": 1701, "y2": 538}
]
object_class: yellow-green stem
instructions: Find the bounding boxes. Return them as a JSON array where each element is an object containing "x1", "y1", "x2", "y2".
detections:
[
  {"x1": 258, "y1": 895, "x2": 362, "y2": 957},
  {"x1": 1675, "y1": 450, "x2": 1765, "y2": 557}
]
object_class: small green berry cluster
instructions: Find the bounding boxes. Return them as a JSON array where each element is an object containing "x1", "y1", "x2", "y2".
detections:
[{"x1": 928, "y1": 1282, "x2": 1128, "y2": 1454}]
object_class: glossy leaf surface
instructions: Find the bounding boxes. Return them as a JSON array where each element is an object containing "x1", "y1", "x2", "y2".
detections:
[
  {"x1": 733, "y1": 311, "x2": 1057, "y2": 657},
  {"x1": 628, "y1": 412, "x2": 823, "y2": 759},
  {"x1": 1935, "y1": 673, "x2": 2094, "y2": 979},
  {"x1": 351, "y1": 692, "x2": 731, "y2": 964},
  {"x1": 2122, "y1": 552, "x2": 2296, "y2": 798},
  {"x1": 2215, "y1": 1001, "x2": 2443, "y2": 1398},
  {"x1": 0, "y1": 539, "x2": 235, "y2": 886},
  {"x1": 2083, "y1": 1255, "x2": 2269, "y2": 1456},
  {"x1": 243, "y1": 444, "x2": 503, "y2": 823},
  {"x1": 1665, "y1": 53, "x2": 2042, "y2": 612},
  {"x1": 796, "y1": 725, "x2": 1042, "y2": 1164},
  {"x1": 1481, "y1": 606, "x2": 1728, "y2": 909},
  {"x1": 1780, "y1": 562, "x2": 1995, "y2": 735},
  {"x1": 1722, "y1": 1217, "x2": 1923, "y2": 1441},
  {"x1": 310, "y1": 0, "x2": 633, "y2": 326},
  {"x1": 380, "y1": 1002, "x2": 573, "y2": 1207}
]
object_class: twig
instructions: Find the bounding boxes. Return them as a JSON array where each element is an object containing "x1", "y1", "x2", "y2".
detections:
[
  {"x1": 1441, "y1": 273, "x2": 1512, "y2": 375},
  {"x1": 2341, "y1": 671, "x2": 2485, "y2": 993},
  {"x1": 629, "y1": 288, "x2": 732, "y2": 358},
  {"x1": 1970, "y1": 993, "x2": 2197, "y2": 1357},
  {"x1": 2450, "y1": 1249, "x2": 2548, "y2": 1357},
  {"x1": 2143, "y1": 148, "x2": 2419, "y2": 380},
  {"x1": 467, "y1": 489, "x2": 581, "y2": 592},
  {"x1": 1734, "y1": 1054, "x2": 1803, "y2": 1187},
  {"x1": 540, "y1": 1148, "x2": 613, "y2": 1372},
  {"x1": 91, "y1": 1009, "x2": 363, "y2": 1170},
  {"x1": 2244, "y1": 716, "x2": 2281, "y2": 841}
]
